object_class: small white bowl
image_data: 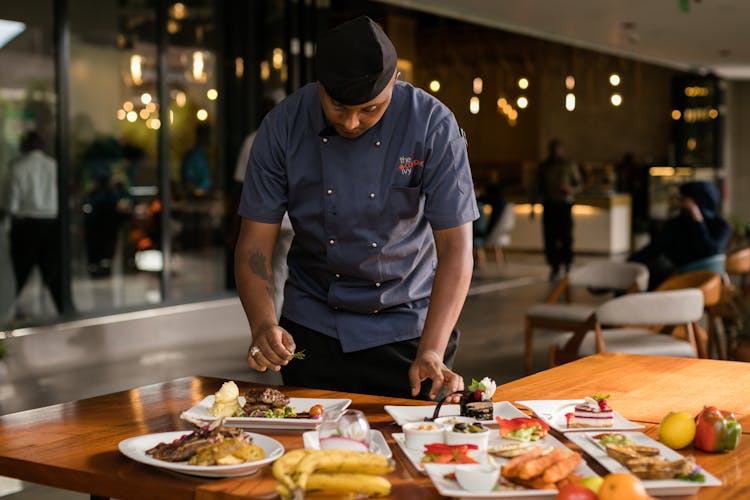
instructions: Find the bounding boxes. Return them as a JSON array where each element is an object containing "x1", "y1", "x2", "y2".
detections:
[
  {"x1": 454, "y1": 463, "x2": 500, "y2": 492},
  {"x1": 434, "y1": 416, "x2": 477, "y2": 427},
  {"x1": 444, "y1": 423, "x2": 490, "y2": 451},
  {"x1": 402, "y1": 422, "x2": 445, "y2": 450}
]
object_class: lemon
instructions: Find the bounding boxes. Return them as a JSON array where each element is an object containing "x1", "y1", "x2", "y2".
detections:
[{"x1": 659, "y1": 411, "x2": 696, "y2": 449}]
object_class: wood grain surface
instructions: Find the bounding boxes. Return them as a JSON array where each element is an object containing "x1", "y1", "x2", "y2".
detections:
[{"x1": 0, "y1": 353, "x2": 748, "y2": 499}]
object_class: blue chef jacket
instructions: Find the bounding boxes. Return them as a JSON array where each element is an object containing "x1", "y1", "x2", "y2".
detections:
[{"x1": 239, "y1": 81, "x2": 478, "y2": 352}]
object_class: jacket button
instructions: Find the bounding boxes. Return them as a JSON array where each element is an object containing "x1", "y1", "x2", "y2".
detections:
[
  {"x1": 372, "y1": 309, "x2": 379, "y2": 314},
  {"x1": 327, "y1": 188, "x2": 334, "y2": 195},
  {"x1": 374, "y1": 140, "x2": 381, "y2": 147},
  {"x1": 329, "y1": 239, "x2": 335, "y2": 246},
  {"x1": 375, "y1": 282, "x2": 381, "y2": 287},
  {"x1": 322, "y1": 137, "x2": 329, "y2": 144},
  {"x1": 369, "y1": 192, "x2": 376, "y2": 199},
  {"x1": 370, "y1": 242, "x2": 378, "y2": 248},
  {"x1": 335, "y1": 273, "x2": 341, "y2": 278}
]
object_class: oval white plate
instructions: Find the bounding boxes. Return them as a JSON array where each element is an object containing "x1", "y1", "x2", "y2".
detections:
[{"x1": 118, "y1": 430, "x2": 284, "y2": 478}]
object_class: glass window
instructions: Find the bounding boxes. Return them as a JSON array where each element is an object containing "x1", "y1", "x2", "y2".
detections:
[
  {"x1": 69, "y1": 0, "x2": 161, "y2": 312},
  {"x1": 0, "y1": 1, "x2": 56, "y2": 325},
  {"x1": 166, "y1": 0, "x2": 225, "y2": 301}
]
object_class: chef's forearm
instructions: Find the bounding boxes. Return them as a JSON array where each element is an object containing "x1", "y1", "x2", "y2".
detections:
[
  {"x1": 418, "y1": 223, "x2": 474, "y2": 359},
  {"x1": 234, "y1": 219, "x2": 281, "y2": 335}
]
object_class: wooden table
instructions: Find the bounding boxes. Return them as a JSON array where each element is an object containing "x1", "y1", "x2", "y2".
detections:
[{"x1": 0, "y1": 353, "x2": 748, "y2": 499}]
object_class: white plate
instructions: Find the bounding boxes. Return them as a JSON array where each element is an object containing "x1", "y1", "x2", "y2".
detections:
[
  {"x1": 566, "y1": 431, "x2": 722, "y2": 496},
  {"x1": 118, "y1": 431, "x2": 284, "y2": 478},
  {"x1": 516, "y1": 400, "x2": 644, "y2": 433},
  {"x1": 181, "y1": 396, "x2": 351, "y2": 429},
  {"x1": 302, "y1": 430, "x2": 392, "y2": 458},
  {"x1": 424, "y1": 461, "x2": 596, "y2": 499},
  {"x1": 385, "y1": 401, "x2": 517, "y2": 427},
  {"x1": 392, "y1": 402, "x2": 583, "y2": 474}
]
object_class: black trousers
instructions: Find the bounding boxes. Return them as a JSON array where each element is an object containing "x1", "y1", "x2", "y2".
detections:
[
  {"x1": 279, "y1": 316, "x2": 460, "y2": 400},
  {"x1": 542, "y1": 200, "x2": 574, "y2": 272},
  {"x1": 10, "y1": 217, "x2": 63, "y2": 313}
]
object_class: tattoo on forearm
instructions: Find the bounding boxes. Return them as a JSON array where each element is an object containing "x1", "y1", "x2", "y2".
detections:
[{"x1": 247, "y1": 250, "x2": 273, "y2": 298}]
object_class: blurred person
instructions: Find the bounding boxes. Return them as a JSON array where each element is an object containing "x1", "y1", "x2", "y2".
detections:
[
  {"x1": 235, "y1": 16, "x2": 478, "y2": 400},
  {"x1": 181, "y1": 123, "x2": 212, "y2": 197},
  {"x1": 531, "y1": 139, "x2": 582, "y2": 281},
  {"x1": 82, "y1": 174, "x2": 131, "y2": 277},
  {"x1": 630, "y1": 180, "x2": 731, "y2": 289},
  {"x1": 6, "y1": 131, "x2": 63, "y2": 313}
]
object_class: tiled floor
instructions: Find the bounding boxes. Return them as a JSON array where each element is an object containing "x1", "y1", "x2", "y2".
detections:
[{"x1": 1, "y1": 252, "x2": 610, "y2": 499}]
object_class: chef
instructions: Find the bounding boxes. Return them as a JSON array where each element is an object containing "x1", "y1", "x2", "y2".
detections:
[{"x1": 235, "y1": 15, "x2": 478, "y2": 400}]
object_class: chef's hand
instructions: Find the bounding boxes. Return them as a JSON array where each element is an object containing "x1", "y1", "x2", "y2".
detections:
[
  {"x1": 409, "y1": 350, "x2": 465, "y2": 401},
  {"x1": 247, "y1": 325, "x2": 296, "y2": 372}
]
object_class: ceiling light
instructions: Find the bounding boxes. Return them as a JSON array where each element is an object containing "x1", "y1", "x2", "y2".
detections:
[
  {"x1": 518, "y1": 77, "x2": 529, "y2": 90},
  {"x1": 0, "y1": 19, "x2": 25, "y2": 49},
  {"x1": 611, "y1": 93, "x2": 622, "y2": 106},
  {"x1": 429, "y1": 80, "x2": 440, "y2": 92},
  {"x1": 565, "y1": 93, "x2": 576, "y2": 111},
  {"x1": 609, "y1": 73, "x2": 621, "y2": 86},
  {"x1": 565, "y1": 75, "x2": 575, "y2": 90},
  {"x1": 671, "y1": 110, "x2": 682, "y2": 120},
  {"x1": 469, "y1": 96, "x2": 479, "y2": 114},
  {"x1": 473, "y1": 77, "x2": 483, "y2": 94},
  {"x1": 516, "y1": 96, "x2": 528, "y2": 109}
]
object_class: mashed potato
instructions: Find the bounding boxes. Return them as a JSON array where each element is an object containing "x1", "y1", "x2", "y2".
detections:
[{"x1": 210, "y1": 381, "x2": 241, "y2": 417}]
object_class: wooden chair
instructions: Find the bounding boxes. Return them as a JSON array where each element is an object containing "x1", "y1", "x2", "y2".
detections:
[
  {"x1": 549, "y1": 289, "x2": 706, "y2": 366},
  {"x1": 656, "y1": 270, "x2": 722, "y2": 359},
  {"x1": 725, "y1": 247, "x2": 750, "y2": 299},
  {"x1": 523, "y1": 260, "x2": 649, "y2": 373}
]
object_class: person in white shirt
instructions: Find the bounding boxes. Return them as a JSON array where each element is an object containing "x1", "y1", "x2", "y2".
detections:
[{"x1": 7, "y1": 130, "x2": 63, "y2": 313}]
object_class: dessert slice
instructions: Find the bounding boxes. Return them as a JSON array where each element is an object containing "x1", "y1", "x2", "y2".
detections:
[
  {"x1": 461, "y1": 377, "x2": 497, "y2": 421},
  {"x1": 568, "y1": 394, "x2": 614, "y2": 428}
]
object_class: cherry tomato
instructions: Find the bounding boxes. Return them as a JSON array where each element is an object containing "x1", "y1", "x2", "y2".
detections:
[
  {"x1": 308, "y1": 404, "x2": 325, "y2": 418},
  {"x1": 556, "y1": 484, "x2": 597, "y2": 500}
]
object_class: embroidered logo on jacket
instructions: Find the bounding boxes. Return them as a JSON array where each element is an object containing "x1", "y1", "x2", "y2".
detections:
[{"x1": 398, "y1": 156, "x2": 424, "y2": 175}]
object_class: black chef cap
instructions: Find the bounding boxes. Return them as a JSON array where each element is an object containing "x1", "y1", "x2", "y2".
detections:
[{"x1": 315, "y1": 16, "x2": 397, "y2": 105}]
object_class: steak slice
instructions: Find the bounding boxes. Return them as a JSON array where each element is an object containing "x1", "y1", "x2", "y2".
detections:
[{"x1": 244, "y1": 388, "x2": 290, "y2": 408}]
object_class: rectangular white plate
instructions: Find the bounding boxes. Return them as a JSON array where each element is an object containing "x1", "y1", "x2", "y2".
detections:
[
  {"x1": 516, "y1": 400, "x2": 644, "y2": 433},
  {"x1": 424, "y1": 462, "x2": 596, "y2": 499},
  {"x1": 566, "y1": 431, "x2": 721, "y2": 496},
  {"x1": 181, "y1": 396, "x2": 351, "y2": 430},
  {"x1": 391, "y1": 401, "x2": 592, "y2": 477},
  {"x1": 385, "y1": 401, "x2": 518, "y2": 427},
  {"x1": 303, "y1": 429, "x2": 392, "y2": 458}
]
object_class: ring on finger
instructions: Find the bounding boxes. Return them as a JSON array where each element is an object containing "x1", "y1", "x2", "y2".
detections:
[{"x1": 249, "y1": 345, "x2": 261, "y2": 357}]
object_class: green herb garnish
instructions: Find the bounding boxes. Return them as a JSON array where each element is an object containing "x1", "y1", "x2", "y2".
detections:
[
  {"x1": 291, "y1": 349, "x2": 306, "y2": 360},
  {"x1": 468, "y1": 378, "x2": 486, "y2": 392}
]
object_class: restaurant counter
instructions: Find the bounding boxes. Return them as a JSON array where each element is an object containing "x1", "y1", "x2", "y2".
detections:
[{"x1": 506, "y1": 193, "x2": 632, "y2": 255}]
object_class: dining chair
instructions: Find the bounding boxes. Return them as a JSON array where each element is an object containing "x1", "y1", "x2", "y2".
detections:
[
  {"x1": 549, "y1": 288, "x2": 706, "y2": 366},
  {"x1": 656, "y1": 270, "x2": 721, "y2": 359},
  {"x1": 725, "y1": 247, "x2": 750, "y2": 298},
  {"x1": 523, "y1": 260, "x2": 649, "y2": 374},
  {"x1": 475, "y1": 202, "x2": 516, "y2": 270}
]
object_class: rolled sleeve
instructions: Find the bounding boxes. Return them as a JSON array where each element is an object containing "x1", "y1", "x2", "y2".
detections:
[
  {"x1": 238, "y1": 111, "x2": 288, "y2": 224},
  {"x1": 422, "y1": 115, "x2": 479, "y2": 230}
]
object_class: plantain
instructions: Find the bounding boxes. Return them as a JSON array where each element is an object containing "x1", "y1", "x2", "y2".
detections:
[
  {"x1": 272, "y1": 448, "x2": 310, "y2": 492},
  {"x1": 294, "y1": 450, "x2": 395, "y2": 490},
  {"x1": 304, "y1": 472, "x2": 391, "y2": 497}
]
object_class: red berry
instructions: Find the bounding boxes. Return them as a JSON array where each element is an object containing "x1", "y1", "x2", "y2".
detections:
[
  {"x1": 474, "y1": 389, "x2": 483, "y2": 401},
  {"x1": 598, "y1": 399, "x2": 609, "y2": 410}
]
